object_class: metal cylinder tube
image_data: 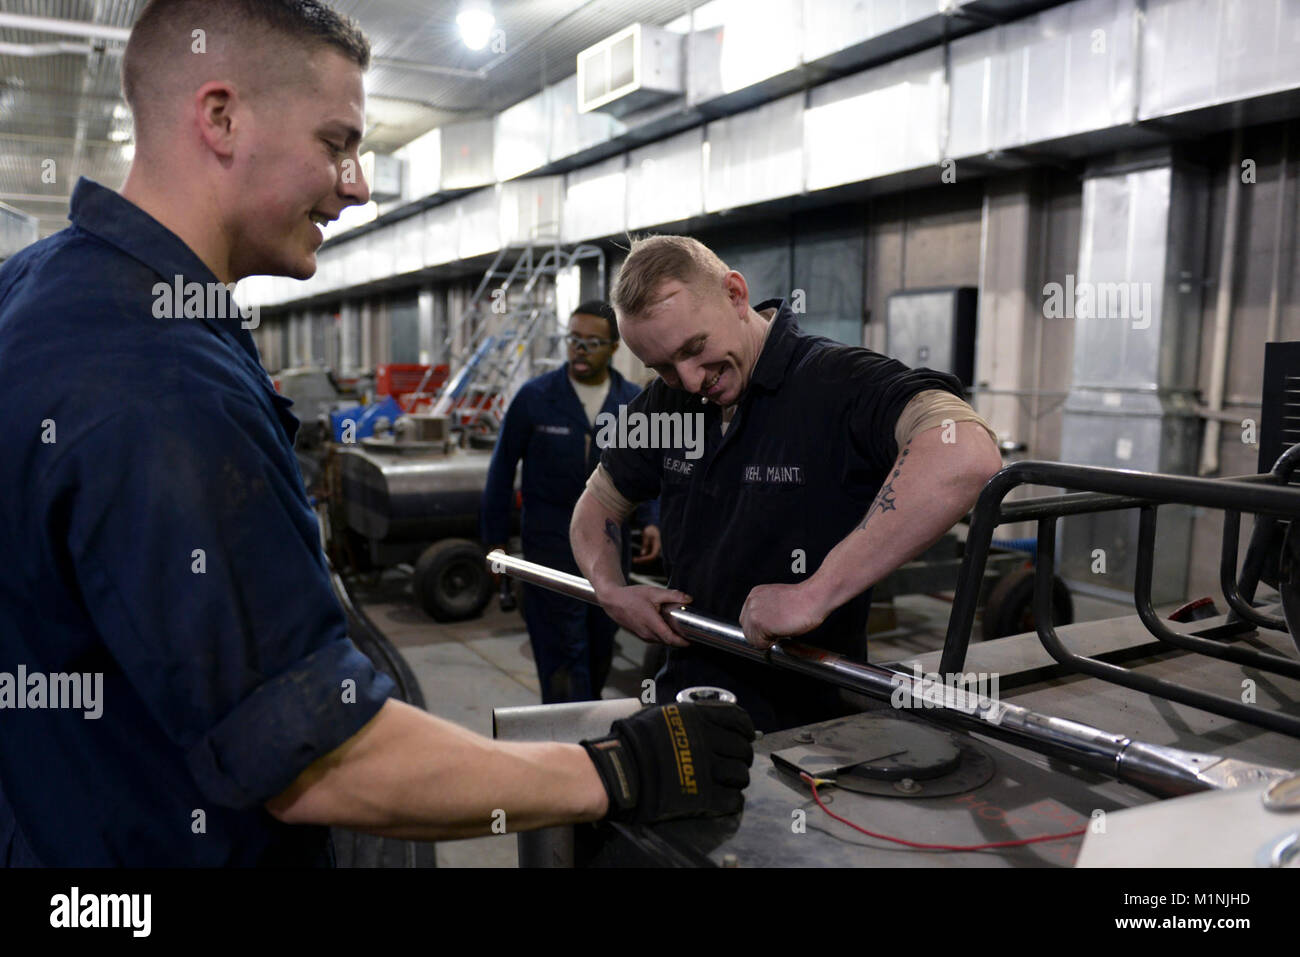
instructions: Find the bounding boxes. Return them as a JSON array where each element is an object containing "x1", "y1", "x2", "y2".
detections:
[{"x1": 487, "y1": 550, "x2": 1290, "y2": 798}]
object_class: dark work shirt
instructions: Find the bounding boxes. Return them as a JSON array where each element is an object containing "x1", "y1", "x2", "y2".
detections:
[
  {"x1": 0, "y1": 178, "x2": 395, "y2": 865},
  {"x1": 599, "y1": 299, "x2": 964, "y2": 729}
]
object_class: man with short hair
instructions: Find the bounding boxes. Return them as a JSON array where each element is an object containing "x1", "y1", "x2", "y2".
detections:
[
  {"x1": 571, "y1": 235, "x2": 1003, "y2": 732},
  {"x1": 482, "y1": 301, "x2": 661, "y2": 703},
  {"x1": 0, "y1": 1, "x2": 751, "y2": 867}
]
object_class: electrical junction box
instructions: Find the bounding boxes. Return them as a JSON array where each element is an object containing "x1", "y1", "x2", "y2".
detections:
[{"x1": 885, "y1": 286, "x2": 978, "y2": 387}]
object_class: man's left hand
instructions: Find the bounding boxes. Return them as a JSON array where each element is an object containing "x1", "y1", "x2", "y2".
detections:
[
  {"x1": 739, "y1": 582, "x2": 828, "y2": 650},
  {"x1": 633, "y1": 525, "x2": 662, "y2": 565}
]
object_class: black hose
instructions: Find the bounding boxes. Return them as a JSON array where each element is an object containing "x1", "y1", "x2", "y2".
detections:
[
  {"x1": 328, "y1": 562, "x2": 426, "y2": 711},
  {"x1": 326, "y1": 560, "x2": 435, "y2": 867}
]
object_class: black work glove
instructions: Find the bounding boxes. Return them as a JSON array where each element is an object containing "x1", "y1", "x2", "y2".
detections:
[{"x1": 581, "y1": 702, "x2": 755, "y2": 824}]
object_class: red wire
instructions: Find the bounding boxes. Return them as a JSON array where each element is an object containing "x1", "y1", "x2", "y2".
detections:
[{"x1": 800, "y1": 773, "x2": 1087, "y2": 852}]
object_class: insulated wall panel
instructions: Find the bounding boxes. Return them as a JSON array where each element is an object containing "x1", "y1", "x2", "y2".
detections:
[
  {"x1": 368, "y1": 227, "x2": 399, "y2": 279},
  {"x1": 392, "y1": 212, "x2": 424, "y2": 275},
  {"x1": 563, "y1": 155, "x2": 627, "y2": 242},
  {"x1": 805, "y1": 48, "x2": 943, "y2": 190},
  {"x1": 499, "y1": 176, "x2": 564, "y2": 245},
  {"x1": 549, "y1": 73, "x2": 625, "y2": 160},
  {"x1": 423, "y1": 204, "x2": 460, "y2": 267},
  {"x1": 705, "y1": 93, "x2": 804, "y2": 212},
  {"x1": 342, "y1": 241, "x2": 372, "y2": 292},
  {"x1": 670, "y1": 0, "x2": 802, "y2": 99},
  {"x1": 948, "y1": 0, "x2": 1138, "y2": 158},
  {"x1": 495, "y1": 90, "x2": 551, "y2": 181},
  {"x1": 802, "y1": 0, "x2": 941, "y2": 64},
  {"x1": 399, "y1": 128, "x2": 441, "y2": 201},
  {"x1": 947, "y1": 27, "x2": 1002, "y2": 157},
  {"x1": 715, "y1": 0, "x2": 803, "y2": 95},
  {"x1": 440, "y1": 119, "x2": 495, "y2": 190},
  {"x1": 315, "y1": 253, "x2": 344, "y2": 295},
  {"x1": 626, "y1": 128, "x2": 705, "y2": 229},
  {"x1": 1140, "y1": 0, "x2": 1300, "y2": 119},
  {"x1": 457, "y1": 187, "x2": 501, "y2": 259},
  {"x1": 1004, "y1": 0, "x2": 1137, "y2": 147}
]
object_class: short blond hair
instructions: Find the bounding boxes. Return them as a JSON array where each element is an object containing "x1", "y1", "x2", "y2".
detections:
[{"x1": 611, "y1": 235, "x2": 730, "y2": 319}]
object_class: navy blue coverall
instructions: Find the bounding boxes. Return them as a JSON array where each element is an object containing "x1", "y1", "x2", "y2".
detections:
[
  {"x1": 481, "y1": 365, "x2": 658, "y2": 703},
  {"x1": 0, "y1": 179, "x2": 395, "y2": 865}
]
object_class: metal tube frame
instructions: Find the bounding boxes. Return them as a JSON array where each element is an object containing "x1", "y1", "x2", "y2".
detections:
[
  {"x1": 488, "y1": 551, "x2": 1291, "y2": 798},
  {"x1": 929, "y1": 447, "x2": 1300, "y2": 741},
  {"x1": 1221, "y1": 509, "x2": 1287, "y2": 631},
  {"x1": 1219, "y1": 442, "x2": 1300, "y2": 631},
  {"x1": 1031, "y1": 512, "x2": 1300, "y2": 738},
  {"x1": 1134, "y1": 508, "x2": 1300, "y2": 680},
  {"x1": 939, "y1": 451, "x2": 1300, "y2": 677},
  {"x1": 486, "y1": 448, "x2": 1300, "y2": 802}
]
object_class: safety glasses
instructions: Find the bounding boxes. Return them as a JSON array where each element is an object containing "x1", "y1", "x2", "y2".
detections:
[{"x1": 565, "y1": 334, "x2": 614, "y2": 352}]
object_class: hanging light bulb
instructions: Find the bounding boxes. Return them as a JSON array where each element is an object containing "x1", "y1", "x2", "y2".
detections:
[{"x1": 457, "y1": 1, "x2": 495, "y2": 52}]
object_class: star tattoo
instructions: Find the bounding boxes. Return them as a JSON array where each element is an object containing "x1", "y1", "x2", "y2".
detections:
[{"x1": 857, "y1": 444, "x2": 910, "y2": 530}]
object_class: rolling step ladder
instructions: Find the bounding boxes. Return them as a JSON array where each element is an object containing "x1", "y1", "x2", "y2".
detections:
[{"x1": 427, "y1": 232, "x2": 606, "y2": 430}]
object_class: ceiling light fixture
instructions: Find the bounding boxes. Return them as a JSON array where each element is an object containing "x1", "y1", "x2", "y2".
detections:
[{"x1": 456, "y1": 1, "x2": 495, "y2": 52}]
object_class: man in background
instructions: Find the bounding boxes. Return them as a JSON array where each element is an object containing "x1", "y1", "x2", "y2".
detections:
[{"x1": 483, "y1": 302, "x2": 661, "y2": 703}]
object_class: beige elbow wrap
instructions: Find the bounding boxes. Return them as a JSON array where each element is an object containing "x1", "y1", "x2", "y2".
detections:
[
  {"x1": 585, "y1": 464, "x2": 637, "y2": 522},
  {"x1": 894, "y1": 390, "x2": 999, "y2": 449}
]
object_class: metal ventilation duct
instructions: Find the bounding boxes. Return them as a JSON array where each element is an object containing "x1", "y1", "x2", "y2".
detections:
[
  {"x1": 439, "y1": 119, "x2": 496, "y2": 191},
  {"x1": 499, "y1": 177, "x2": 565, "y2": 245},
  {"x1": 1057, "y1": 149, "x2": 1208, "y2": 603},
  {"x1": 494, "y1": 90, "x2": 551, "y2": 182},
  {"x1": 704, "y1": 92, "x2": 804, "y2": 212},
  {"x1": 804, "y1": 47, "x2": 944, "y2": 191},
  {"x1": 1140, "y1": 0, "x2": 1300, "y2": 121},
  {"x1": 577, "y1": 23, "x2": 684, "y2": 116},
  {"x1": 562, "y1": 155, "x2": 627, "y2": 243},
  {"x1": 948, "y1": 0, "x2": 1139, "y2": 158},
  {"x1": 802, "y1": 0, "x2": 946, "y2": 64},
  {"x1": 626, "y1": 127, "x2": 705, "y2": 229},
  {"x1": 240, "y1": 0, "x2": 1300, "y2": 312}
]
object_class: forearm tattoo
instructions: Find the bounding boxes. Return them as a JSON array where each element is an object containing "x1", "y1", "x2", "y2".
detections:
[
  {"x1": 857, "y1": 442, "x2": 911, "y2": 530},
  {"x1": 604, "y1": 518, "x2": 621, "y2": 549}
]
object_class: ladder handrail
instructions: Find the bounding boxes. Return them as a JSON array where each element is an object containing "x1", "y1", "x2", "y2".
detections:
[{"x1": 432, "y1": 240, "x2": 608, "y2": 425}]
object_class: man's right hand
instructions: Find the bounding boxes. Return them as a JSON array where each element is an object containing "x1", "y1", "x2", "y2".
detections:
[
  {"x1": 581, "y1": 701, "x2": 755, "y2": 825},
  {"x1": 597, "y1": 584, "x2": 693, "y2": 647}
]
